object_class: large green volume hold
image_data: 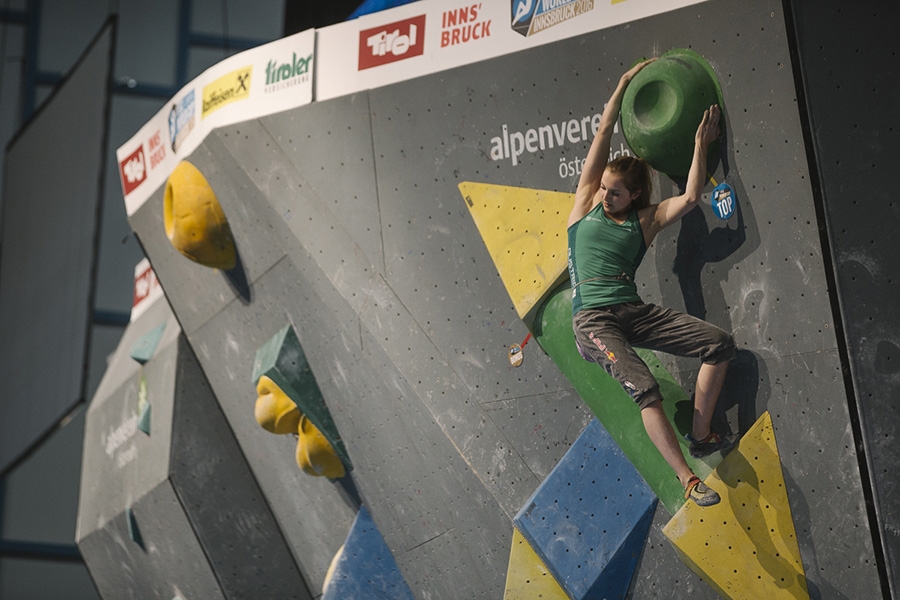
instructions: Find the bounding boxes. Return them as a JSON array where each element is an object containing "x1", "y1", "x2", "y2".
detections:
[{"x1": 534, "y1": 283, "x2": 713, "y2": 514}]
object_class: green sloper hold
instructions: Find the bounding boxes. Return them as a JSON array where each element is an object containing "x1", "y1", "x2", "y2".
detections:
[
  {"x1": 621, "y1": 48, "x2": 724, "y2": 179},
  {"x1": 252, "y1": 325, "x2": 351, "y2": 471},
  {"x1": 534, "y1": 283, "x2": 715, "y2": 514}
]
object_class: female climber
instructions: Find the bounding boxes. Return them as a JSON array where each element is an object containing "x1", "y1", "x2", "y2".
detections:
[{"x1": 566, "y1": 59, "x2": 736, "y2": 507}]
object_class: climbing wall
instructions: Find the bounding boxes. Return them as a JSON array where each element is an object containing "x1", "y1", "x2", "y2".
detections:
[
  {"x1": 97, "y1": 0, "x2": 892, "y2": 598},
  {"x1": 787, "y1": 0, "x2": 900, "y2": 594},
  {"x1": 77, "y1": 277, "x2": 308, "y2": 599}
]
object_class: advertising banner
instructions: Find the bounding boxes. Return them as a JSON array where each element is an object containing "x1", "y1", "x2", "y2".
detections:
[
  {"x1": 316, "y1": 0, "x2": 708, "y2": 101},
  {"x1": 119, "y1": 29, "x2": 315, "y2": 216}
]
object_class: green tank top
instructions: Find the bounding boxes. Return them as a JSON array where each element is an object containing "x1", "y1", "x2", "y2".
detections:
[{"x1": 567, "y1": 204, "x2": 647, "y2": 315}]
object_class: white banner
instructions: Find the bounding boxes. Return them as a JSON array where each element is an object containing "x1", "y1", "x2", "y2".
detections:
[
  {"x1": 131, "y1": 258, "x2": 164, "y2": 322},
  {"x1": 315, "y1": 0, "x2": 709, "y2": 101},
  {"x1": 118, "y1": 1, "x2": 711, "y2": 216},
  {"x1": 118, "y1": 29, "x2": 315, "y2": 216}
]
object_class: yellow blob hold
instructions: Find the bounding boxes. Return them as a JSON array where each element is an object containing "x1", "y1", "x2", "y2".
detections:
[
  {"x1": 163, "y1": 160, "x2": 236, "y2": 269},
  {"x1": 254, "y1": 376, "x2": 301, "y2": 435},
  {"x1": 296, "y1": 415, "x2": 346, "y2": 478}
]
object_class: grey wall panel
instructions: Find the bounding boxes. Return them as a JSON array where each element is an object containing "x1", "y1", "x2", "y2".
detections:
[
  {"x1": 208, "y1": 108, "x2": 555, "y2": 517},
  {"x1": 258, "y1": 94, "x2": 385, "y2": 275},
  {"x1": 304, "y1": 314, "x2": 513, "y2": 598},
  {"x1": 761, "y1": 349, "x2": 876, "y2": 592},
  {"x1": 370, "y1": 73, "x2": 575, "y2": 403},
  {"x1": 127, "y1": 137, "x2": 287, "y2": 337},
  {"x1": 789, "y1": 0, "x2": 900, "y2": 593},
  {"x1": 79, "y1": 296, "x2": 310, "y2": 599},
  {"x1": 481, "y1": 389, "x2": 594, "y2": 482},
  {"x1": 354, "y1": 275, "x2": 542, "y2": 515},
  {"x1": 78, "y1": 341, "x2": 177, "y2": 535},
  {"x1": 207, "y1": 119, "x2": 383, "y2": 319},
  {"x1": 79, "y1": 481, "x2": 226, "y2": 600},
  {"x1": 185, "y1": 256, "x2": 359, "y2": 594},
  {"x1": 169, "y1": 336, "x2": 310, "y2": 600},
  {"x1": 0, "y1": 23, "x2": 113, "y2": 473},
  {"x1": 89, "y1": 300, "x2": 181, "y2": 421}
]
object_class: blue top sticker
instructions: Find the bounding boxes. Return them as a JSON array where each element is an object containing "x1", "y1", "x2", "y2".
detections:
[{"x1": 712, "y1": 182, "x2": 736, "y2": 220}]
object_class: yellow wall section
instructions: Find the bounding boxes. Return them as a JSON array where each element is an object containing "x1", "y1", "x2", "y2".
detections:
[
  {"x1": 459, "y1": 182, "x2": 570, "y2": 319},
  {"x1": 662, "y1": 412, "x2": 809, "y2": 599},
  {"x1": 503, "y1": 528, "x2": 569, "y2": 600}
]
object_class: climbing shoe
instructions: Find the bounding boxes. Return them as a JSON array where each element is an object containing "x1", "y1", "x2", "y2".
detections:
[
  {"x1": 684, "y1": 475, "x2": 720, "y2": 507},
  {"x1": 686, "y1": 430, "x2": 737, "y2": 459}
]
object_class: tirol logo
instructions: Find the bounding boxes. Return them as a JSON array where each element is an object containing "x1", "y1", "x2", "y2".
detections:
[
  {"x1": 359, "y1": 15, "x2": 426, "y2": 70},
  {"x1": 265, "y1": 52, "x2": 313, "y2": 93},
  {"x1": 119, "y1": 145, "x2": 146, "y2": 195},
  {"x1": 168, "y1": 90, "x2": 196, "y2": 153},
  {"x1": 511, "y1": 0, "x2": 595, "y2": 37},
  {"x1": 202, "y1": 66, "x2": 252, "y2": 118},
  {"x1": 132, "y1": 262, "x2": 159, "y2": 308}
]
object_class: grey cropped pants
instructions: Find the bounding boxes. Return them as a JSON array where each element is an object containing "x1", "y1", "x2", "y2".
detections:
[{"x1": 572, "y1": 302, "x2": 736, "y2": 410}]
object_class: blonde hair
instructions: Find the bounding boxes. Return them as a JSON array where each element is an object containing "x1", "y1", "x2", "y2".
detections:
[{"x1": 606, "y1": 156, "x2": 652, "y2": 210}]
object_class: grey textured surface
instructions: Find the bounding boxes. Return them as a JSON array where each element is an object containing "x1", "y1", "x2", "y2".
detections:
[
  {"x1": 789, "y1": 0, "x2": 900, "y2": 595},
  {"x1": 78, "y1": 299, "x2": 309, "y2": 599},
  {"x1": 79, "y1": 481, "x2": 225, "y2": 600}
]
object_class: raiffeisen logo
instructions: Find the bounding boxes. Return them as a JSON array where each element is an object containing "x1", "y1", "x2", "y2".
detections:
[
  {"x1": 265, "y1": 52, "x2": 313, "y2": 93},
  {"x1": 202, "y1": 66, "x2": 252, "y2": 118},
  {"x1": 359, "y1": 15, "x2": 426, "y2": 70},
  {"x1": 511, "y1": 0, "x2": 594, "y2": 37}
]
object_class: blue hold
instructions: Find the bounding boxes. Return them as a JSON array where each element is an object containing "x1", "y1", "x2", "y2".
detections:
[
  {"x1": 514, "y1": 419, "x2": 658, "y2": 600},
  {"x1": 349, "y1": 0, "x2": 420, "y2": 20},
  {"x1": 322, "y1": 505, "x2": 416, "y2": 600}
]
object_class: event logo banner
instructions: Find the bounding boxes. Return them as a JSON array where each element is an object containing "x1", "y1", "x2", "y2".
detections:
[
  {"x1": 202, "y1": 66, "x2": 253, "y2": 118},
  {"x1": 511, "y1": 0, "x2": 595, "y2": 37},
  {"x1": 359, "y1": 15, "x2": 427, "y2": 70},
  {"x1": 168, "y1": 90, "x2": 196, "y2": 153},
  {"x1": 119, "y1": 145, "x2": 147, "y2": 196},
  {"x1": 265, "y1": 52, "x2": 313, "y2": 93}
]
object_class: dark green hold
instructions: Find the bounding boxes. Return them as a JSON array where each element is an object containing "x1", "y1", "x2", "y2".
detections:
[
  {"x1": 621, "y1": 48, "x2": 724, "y2": 180},
  {"x1": 252, "y1": 324, "x2": 352, "y2": 473}
]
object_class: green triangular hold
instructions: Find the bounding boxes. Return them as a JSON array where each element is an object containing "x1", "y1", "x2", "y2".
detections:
[{"x1": 130, "y1": 323, "x2": 167, "y2": 364}]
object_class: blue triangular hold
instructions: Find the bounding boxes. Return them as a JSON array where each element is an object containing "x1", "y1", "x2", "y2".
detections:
[
  {"x1": 130, "y1": 323, "x2": 166, "y2": 364},
  {"x1": 322, "y1": 505, "x2": 415, "y2": 600},
  {"x1": 514, "y1": 419, "x2": 657, "y2": 600}
]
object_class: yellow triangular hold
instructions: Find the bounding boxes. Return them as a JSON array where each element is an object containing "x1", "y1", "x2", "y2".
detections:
[
  {"x1": 459, "y1": 182, "x2": 571, "y2": 319},
  {"x1": 662, "y1": 412, "x2": 809, "y2": 600},
  {"x1": 503, "y1": 528, "x2": 569, "y2": 600}
]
